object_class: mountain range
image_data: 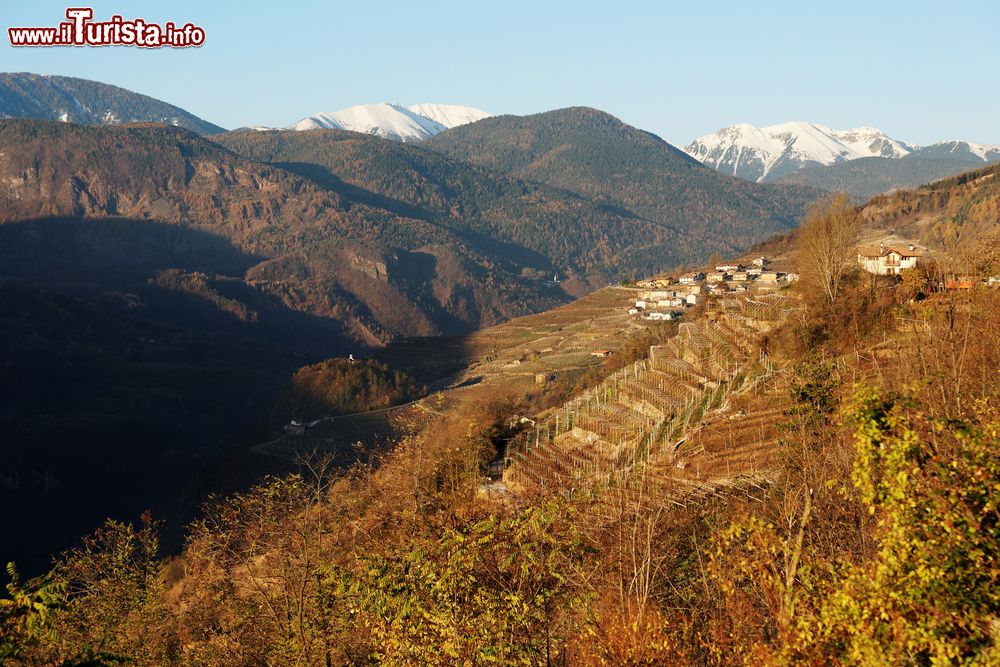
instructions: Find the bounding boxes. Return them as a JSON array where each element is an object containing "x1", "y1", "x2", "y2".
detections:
[
  {"x1": 0, "y1": 105, "x2": 819, "y2": 569},
  {"x1": 0, "y1": 72, "x2": 491, "y2": 144},
  {"x1": 424, "y1": 108, "x2": 820, "y2": 256},
  {"x1": 685, "y1": 121, "x2": 1000, "y2": 197},
  {"x1": 2, "y1": 71, "x2": 961, "y2": 571},
  {"x1": 5, "y1": 69, "x2": 996, "y2": 200},
  {"x1": 222, "y1": 109, "x2": 820, "y2": 284}
]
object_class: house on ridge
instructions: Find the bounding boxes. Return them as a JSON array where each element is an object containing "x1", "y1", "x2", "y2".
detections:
[{"x1": 857, "y1": 243, "x2": 925, "y2": 276}]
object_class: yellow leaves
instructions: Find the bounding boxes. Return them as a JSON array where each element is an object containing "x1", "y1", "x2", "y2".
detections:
[{"x1": 769, "y1": 387, "x2": 1000, "y2": 663}]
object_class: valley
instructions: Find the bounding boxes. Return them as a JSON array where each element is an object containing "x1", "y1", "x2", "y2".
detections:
[{"x1": 0, "y1": 56, "x2": 997, "y2": 663}]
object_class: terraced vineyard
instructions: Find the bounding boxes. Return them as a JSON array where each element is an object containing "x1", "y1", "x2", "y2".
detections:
[
  {"x1": 254, "y1": 284, "x2": 793, "y2": 498},
  {"x1": 502, "y1": 301, "x2": 791, "y2": 505}
]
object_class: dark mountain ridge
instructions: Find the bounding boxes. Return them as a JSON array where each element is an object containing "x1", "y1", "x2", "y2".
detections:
[
  {"x1": 0, "y1": 119, "x2": 564, "y2": 344},
  {"x1": 213, "y1": 127, "x2": 694, "y2": 287}
]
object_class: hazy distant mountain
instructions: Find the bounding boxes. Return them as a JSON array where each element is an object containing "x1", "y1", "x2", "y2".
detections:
[
  {"x1": 287, "y1": 102, "x2": 491, "y2": 141},
  {"x1": 773, "y1": 154, "x2": 998, "y2": 199},
  {"x1": 684, "y1": 121, "x2": 915, "y2": 182},
  {"x1": 0, "y1": 72, "x2": 224, "y2": 134},
  {"x1": 910, "y1": 140, "x2": 1000, "y2": 163}
]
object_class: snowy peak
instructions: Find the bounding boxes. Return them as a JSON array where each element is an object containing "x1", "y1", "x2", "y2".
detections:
[
  {"x1": 831, "y1": 126, "x2": 914, "y2": 159},
  {"x1": 684, "y1": 122, "x2": 915, "y2": 182},
  {"x1": 287, "y1": 103, "x2": 446, "y2": 142},
  {"x1": 287, "y1": 102, "x2": 492, "y2": 141},
  {"x1": 406, "y1": 103, "x2": 492, "y2": 129}
]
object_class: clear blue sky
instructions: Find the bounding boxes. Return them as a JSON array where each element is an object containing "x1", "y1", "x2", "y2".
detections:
[{"x1": 2, "y1": 0, "x2": 998, "y2": 146}]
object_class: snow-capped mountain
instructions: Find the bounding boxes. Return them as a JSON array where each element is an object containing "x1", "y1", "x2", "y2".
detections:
[
  {"x1": 406, "y1": 103, "x2": 492, "y2": 129},
  {"x1": 287, "y1": 103, "x2": 445, "y2": 141},
  {"x1": 684, "y1": 121, "x2": 915, "y2": 182},
  {"x1": 287, "y1": 102, "x2": 492, "y2": 141}
]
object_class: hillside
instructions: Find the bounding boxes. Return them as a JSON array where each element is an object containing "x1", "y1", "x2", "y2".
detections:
[
  {"x1": 425, "y1": 107, "x2": 823, "y2": 256},
  {"x1": 859, "y1": 162, "x2": 1000, "y2": 270},
  {"x1": 0, "y1": 72, "x2": 224, "y2": 134},
  {"x1": 0, "y1": 279, "x2": 308, "y2": 574},
  {"x1": 213, "y1": 127, "x2": 703, "y2": 284},
  {"x1": 5, "y1": 226, "x2": 996, "y2": 663},
  {"x1": 0, "y1": 119, "x2": 564, "y2": 570},
  {"x1": 0, "y1": 119, "x2": 564, "y2": 343}
]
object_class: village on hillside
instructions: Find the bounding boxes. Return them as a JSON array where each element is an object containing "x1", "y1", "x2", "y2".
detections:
[
  {"x1": 623, "y1": 234, "x2": 998, "y2": 322},
  {"x1": 623, "y1": 255, "x2": 799, "y2": 321}
]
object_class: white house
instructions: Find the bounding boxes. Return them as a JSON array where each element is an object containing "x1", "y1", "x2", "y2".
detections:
[
  {"x1": 645, "y1": 311, "x2": 681, "y2": 321},
  {"x1": 857, "y1": 243, "x2": 924, "y2": 276},
  {"x1": 678, "y1": 272, "x2": 705, "y2": 284}
]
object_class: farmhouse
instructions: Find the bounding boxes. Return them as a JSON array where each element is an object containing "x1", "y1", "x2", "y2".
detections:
[
  {"x1": 645, "y1": 311, "x2": 682, "y2": 321},
  {"x1": 637, "y1": 278, "x2": 673, "y2": 289},
  {"x1": 707, "y1": 270, "x2": 728, "y2": 283},
  {"x1": 758, "y1": 271, "x2": 780, "y2": 283},
  {"x1": 857, "y1": 243, "x2": 924, "y2": 276}
]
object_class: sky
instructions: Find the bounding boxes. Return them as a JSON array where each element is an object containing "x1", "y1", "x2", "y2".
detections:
[{"x1": 2, "y1": 0, "x2": 998, "y2": 146}]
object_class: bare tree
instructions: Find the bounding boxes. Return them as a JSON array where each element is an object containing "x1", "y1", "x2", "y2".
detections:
[{"x1": 796, "y1": 193, "x2": 861, "y2": 303}]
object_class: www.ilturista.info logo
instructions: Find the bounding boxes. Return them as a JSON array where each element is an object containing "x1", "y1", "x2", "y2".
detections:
[{"x1": 8, "y1": 7, "x2": 205, "y2": 48}]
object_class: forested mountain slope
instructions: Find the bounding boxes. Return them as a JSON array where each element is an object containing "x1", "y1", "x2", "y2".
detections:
[
  {"x1": 0, "y1": 72, "x2": 224, "y2": 134},
  {"x1": 426, "y1": 107, "x2": 824, "y2": 255}
]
